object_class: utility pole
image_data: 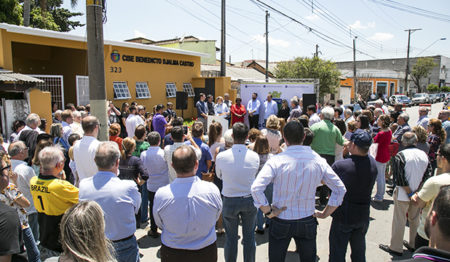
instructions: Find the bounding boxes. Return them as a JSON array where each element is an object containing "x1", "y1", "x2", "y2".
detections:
[
  {"x1": 353, "y1": 36, "x2": 357, "y2": 96},
  {"x1": 404, "y1": 28, "x2": 421, "y2": 95},
  {"x1": 315, "y1": 44, "x2": 319, "y2": 58},
  {"x1": 220, "y1": 0, "x2": 226, "y2": 76},
  {"x1": 86, "y1": 0, "x2": 108, "y2": 141},
  {"x1": 265, "y1": 10, "x2": 269, "y2": 83}
]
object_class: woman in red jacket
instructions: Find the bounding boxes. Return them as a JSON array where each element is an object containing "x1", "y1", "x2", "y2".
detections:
[
  {"x1": 230, "y1": 98, "x2": 246, "y2": 125},
  {"x1": 372, "y1": 114, "x2": 392, "y2": 202}
]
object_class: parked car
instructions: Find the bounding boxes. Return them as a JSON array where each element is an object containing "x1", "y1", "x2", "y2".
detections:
[
  {"x1": 389, "y1": 95, "x2": 412, "y2": 107},
  {"x1": 429, "y1": 93, "x2": 440, "y2": 103},
  {"x1": 412, "y1": 93, "x2": 430, "y2": 105}
]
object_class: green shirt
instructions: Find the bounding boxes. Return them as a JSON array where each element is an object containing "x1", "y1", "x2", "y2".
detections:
[
  {"x1": 132, "y1": 141, "x2": 150, "y2": 157},
  {"x1": 310, "y1": 120, "x2": 344, "y2": 156}
]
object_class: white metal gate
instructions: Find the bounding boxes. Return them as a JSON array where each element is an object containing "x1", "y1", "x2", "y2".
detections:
[
  {"x1": 76, "y1": 75, "x2": 89, "y2": 106},
  {"x1": 30, "y1": 75, "x2": 64, "y2": 110}
]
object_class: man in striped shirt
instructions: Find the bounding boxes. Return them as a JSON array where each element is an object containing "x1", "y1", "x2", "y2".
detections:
[{"x1": 251, "y1": 121, "x2": 346, "y2": 262}]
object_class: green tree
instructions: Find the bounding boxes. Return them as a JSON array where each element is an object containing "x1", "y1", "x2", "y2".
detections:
[
  {"x1": 411, "y1": 57, "x2": 437, "y2": 93},
  {"x1": 274, "y1": 57, "x2": 340, "y2": 100},
  {"x1": 442, "y1": 86, "x2": 450, "y2": 92},
  {"x1": 427, "y1": 84, "x2": 439, "y2": 93},
  {"x1": 0, "y1": 0, "x2": 22, "y2": 25}
]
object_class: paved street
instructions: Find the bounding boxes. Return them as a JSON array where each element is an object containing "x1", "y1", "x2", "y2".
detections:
[{"x1": 134, "y1": 103, "x2": 444, "y2": 262}]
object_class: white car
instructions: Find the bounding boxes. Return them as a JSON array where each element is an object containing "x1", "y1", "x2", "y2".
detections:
[{"x1": 412, "y1": 93, "x2": 430, "y2": 105}]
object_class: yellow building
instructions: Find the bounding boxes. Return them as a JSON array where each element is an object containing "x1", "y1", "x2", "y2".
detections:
[{"x1": 0, "y1": 23, "x2": 232, "y2": 119}]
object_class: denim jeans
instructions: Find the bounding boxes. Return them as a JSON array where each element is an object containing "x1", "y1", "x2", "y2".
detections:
[
  {"x1": 112, "y1": 235, "x2": 140, "y2": 262},
  {"x1": 28, "y1": 212, "x2": 39, "y2": 243},
  {"x1": 329, "y1": 219, "x2": 369, "y2": 262},
  {"x1": 147, "y1": 190, "x2": 157, "y2": 232},
  {"x1": 256, "y1": 183, "x2": 273, "y2": 231},
  {"x1": 374, "y1": 161, "x2": 387, "y2": 201},
  {"x1": 140, "y1": 184, "x2": 149, "y2": 223},
  {"x1": 222, "y1": 196, "x2": 257, "y2": 262},
  {"x1": 23, "y1": 227, "x2": 40, "y2": 262},
  {"x1": 268, "y1": 216, "x2": 317, "y2": 262}
]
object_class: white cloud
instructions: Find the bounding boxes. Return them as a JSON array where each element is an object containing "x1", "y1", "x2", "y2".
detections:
[
  {"x1": 305, "y1": 14, "x2": 319, "y2": 21},
  {"x1": 133, "y1": 29, "x2": 146, "y2": 38},
  {"x1": 349, "y1": 20, "x2": 376, "y2": 30},
  {"x1": 252, "y1": 35, "x2": 291, "y2": 48},
  {"x1": 368, "y1": 32, "x2": 394, "y2": 42}
]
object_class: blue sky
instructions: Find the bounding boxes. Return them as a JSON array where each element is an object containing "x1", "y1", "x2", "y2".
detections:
[{"x1": 63, "y1": 0, "x2": 450, "y2": 63}]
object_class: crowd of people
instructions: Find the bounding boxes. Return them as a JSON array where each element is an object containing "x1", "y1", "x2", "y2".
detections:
[{"x1": 0, "y1": 94, "x2": 450, "y2": 262}]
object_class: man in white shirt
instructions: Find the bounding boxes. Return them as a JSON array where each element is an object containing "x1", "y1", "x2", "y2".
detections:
[
  {"x1": 73, "y1": 116, "x2": 101, "y2": 185},
  {"x1": 79, "y1": 141, "x2": 141, "y2": 262},
  {"x1": 15, "y1": 113, "x2": 42, "y2": 141},
  {"x1": 264, "y1": 94, "x2": 278, "y2": 125},
  {"x1": 125, "y1": 105, "x2": 144, "y2": 138},
  {"x1": 337, "y1": 99, "x2": 346, "y2": 119},
  {"x1": 153, "y1": 145, "x2": 222, "y2": 262},
  {"x1": 251, "y1": 121, "x2": 346, "y2": 262},
  {"x1": 379, "y1": 132, "x2": 432, "y2": 256},
  {"x1": 247, "y1": 92, "x2": 261, "y2": 129},
  {"x1": 306, "y1": 104, "x2": 321, "y2": 127},
  {"x1": 216, "y1": 122, "x2": 260, "y2": 262},
  {"x1": 141, "y1": 131, "x2": 169, "y2": 238},
  {"x1": 8, "y1": 141, "x2": 39, "y2": 241},
  {"x1": 164, "y1": 126, "x2": 201, "y2": 183}
]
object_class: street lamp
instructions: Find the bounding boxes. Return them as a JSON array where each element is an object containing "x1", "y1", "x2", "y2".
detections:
[{"x1": 416, "y1": 37, "x2": 446, "y2": 57}]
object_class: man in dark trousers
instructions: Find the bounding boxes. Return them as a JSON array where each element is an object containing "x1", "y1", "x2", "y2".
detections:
[{"x1": 328, "y1": 129, "x2": 378, "y2": 262}]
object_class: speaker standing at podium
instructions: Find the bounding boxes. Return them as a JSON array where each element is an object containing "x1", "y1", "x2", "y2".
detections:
[{"x1": 247, "y1": 93, "x2": 261, "y2": 129}]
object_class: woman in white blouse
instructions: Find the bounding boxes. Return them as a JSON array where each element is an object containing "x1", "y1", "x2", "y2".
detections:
[{"x1": 214, "y1": 96, "x2": 229, "y2": 119}]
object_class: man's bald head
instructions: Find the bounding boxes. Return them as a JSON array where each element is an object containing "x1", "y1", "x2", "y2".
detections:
[
  {"x1": 82, "y1": 116, "x2": 99, "y2": 134},
  {"x1": 172, "y1": 145, "x2": 197, "y2": 175}
]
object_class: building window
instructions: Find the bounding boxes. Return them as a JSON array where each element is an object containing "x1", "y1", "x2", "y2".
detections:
[
  {"x1": 113, "y1": 82, "x2": 131, "y2": 100},
  {"x1": 166, "y1": 83, "x2": 177, "y2": 98},
  {"x1": 136, "y1": 82, "x2": 151, "y2": 99},
  {"x1": 183, "y1": 83, "x2": 195, "y2": 97}
]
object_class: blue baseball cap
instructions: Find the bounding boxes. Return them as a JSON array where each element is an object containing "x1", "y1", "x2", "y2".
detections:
[{"x1": 350, "y1": 129, "x2": 373, "y2": 148}]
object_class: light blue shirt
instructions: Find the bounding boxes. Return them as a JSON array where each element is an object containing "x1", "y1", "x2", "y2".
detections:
[
  {"x1": 79, "y1": 171, "x2": 141, "y2": 241},
  {"x1": 153, "y1": 176, "x2": 222, "y2": 250},
  {"x1": 416, "y1": 115, "x2": 429, "y2": 129},
  {"x1": 443, "y1": 120, "x2": 450, "y2": 144},
  {"x1": 247, "y1": 99, "x2": 261, "y2": 115},
  {"x1": 141, "y1": 146, "x2": 170, "y2": 192},
  {"x1": 214, "y1": 103, "x2": 229, "y2": 118},
  {"x1": 264, "y1": 100, "x2": 278, "y2": 119}
]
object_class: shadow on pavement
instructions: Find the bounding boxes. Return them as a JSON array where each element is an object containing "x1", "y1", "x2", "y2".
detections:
[
  {"x1": 137, "y1": 235, "x2": 162, "y2": 248},
  {"x1": 371, "y1": 199, "x2": 394, "y2": 210}
]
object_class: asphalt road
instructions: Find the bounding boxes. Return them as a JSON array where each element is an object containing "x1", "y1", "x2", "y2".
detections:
[{"x1": 135, "y1": 103, "x2": 445, "y2": 262}]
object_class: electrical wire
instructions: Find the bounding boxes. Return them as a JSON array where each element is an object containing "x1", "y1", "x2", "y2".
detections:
[{"x1": 369, "y1": 0, "x2": 450, "y2": 23}]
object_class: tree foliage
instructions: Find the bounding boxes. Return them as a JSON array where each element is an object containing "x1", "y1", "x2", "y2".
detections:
[
  {"x1": 3, "y1": 0, "x2": 84, "y2": 32},
  {"x1": 427, "y1": 84, "x2": 439, "y2": 93},
  {"x1": 274, "y1": 57, "x2": 340, "y2": 100},
  {"x1": 0, "y1": 0, "x2": 22, "y2": 25},
  {"x1": 411, "y1": 57, "x2": 437, "y2": 93}
]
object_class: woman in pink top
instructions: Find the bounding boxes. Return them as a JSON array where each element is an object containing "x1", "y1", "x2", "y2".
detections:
[{"x1": 372, "y1": 114, "x2": 392, "y2": 202}]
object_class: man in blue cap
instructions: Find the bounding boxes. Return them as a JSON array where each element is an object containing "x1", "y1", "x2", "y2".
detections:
[{"x1": 327, "y1": 130, "x2": 378, "y2": 262}]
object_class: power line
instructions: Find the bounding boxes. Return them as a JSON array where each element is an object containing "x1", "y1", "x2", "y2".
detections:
[
  {"x1": 369, "y1": 0, "x2": 450, "y2": 23},
  {"x1": 250, "y1": 0, "x2": 378, "y2": 59}
]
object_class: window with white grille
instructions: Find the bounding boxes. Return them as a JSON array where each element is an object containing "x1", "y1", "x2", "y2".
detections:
[
  {"x1": 76, "y1": 76, "x2": 89, "y2": 106},
  {"x1": 166, "y1": 83, "x2": 177, "y2": 98},
  {"x1": 30, "y1": 75, "x2": 64, "y2": 110},
  {"x1": 136, "y1": 82, "x2": 151, "y2": 99},
  {"x1": 113, "y1": 82, "x2": 131, "y2": 99},
  {"x1": 183, "y1": 83, "x2": 195, "y2": 97}
]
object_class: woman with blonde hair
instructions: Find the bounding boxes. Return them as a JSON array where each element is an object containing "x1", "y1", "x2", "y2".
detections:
[
  {"x1": 412, "y1": 125, "x2": 430, "y2": 154},
  {"x1": 427, "y1": 118, "x2": 446, "y2": 173},
  {"x1": 47, "y1": 201, "x2": 116, "y2": 262},
  {"x1": 32, "y1": 139, "x2": 53, "y2": 176},
  {"x1": 261, "y1": 115, "x2": 282, "y2": 154}
]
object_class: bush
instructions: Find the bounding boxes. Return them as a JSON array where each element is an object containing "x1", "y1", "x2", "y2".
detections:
[{"x1": 427, "y1": 84, "x2": 439, "y2": 92}]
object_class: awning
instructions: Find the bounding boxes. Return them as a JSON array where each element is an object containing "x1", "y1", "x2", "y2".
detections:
[{"x1": 0, "y1": 70, "x2": 44, "y2": 83}]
